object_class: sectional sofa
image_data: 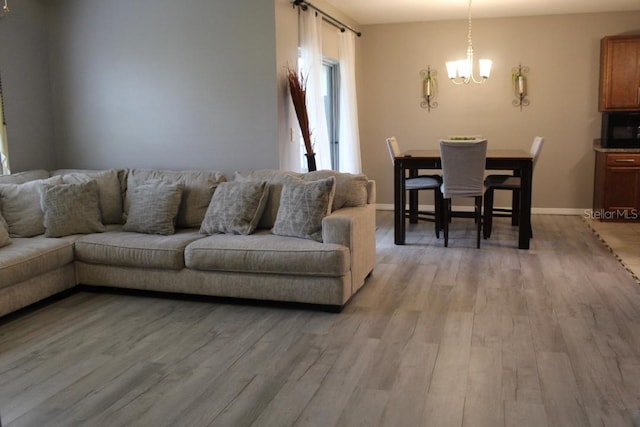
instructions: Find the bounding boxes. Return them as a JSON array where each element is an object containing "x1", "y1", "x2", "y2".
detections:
[{"x1": 0, "y1": 168, "x2": 376, "y2": 316}]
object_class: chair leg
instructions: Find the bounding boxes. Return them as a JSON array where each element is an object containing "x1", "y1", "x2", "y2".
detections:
[
  {"x1": 434, "y1": 187, "x2": 441, "y2": 239},
  {"x1": 483, "y1": 188, "x2": 494, "y2": 239},
  {"x1": 409, "y1": 190, "x2": 419, "y2": 223},
  {"x1": 512, "y1": 188, "x2": 520, "y2": 226},
  {"x1": 475, "y1": 196, "x2": 482, "y2": 249},
  {"x1": 443, "y1": 198, "x2": 450, "y2": 247}
]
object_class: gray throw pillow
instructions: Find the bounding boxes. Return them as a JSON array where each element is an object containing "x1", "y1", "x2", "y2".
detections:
[
  {"x1": 200, "y1": 181, "x2": 269, "y2": 235},
  {"x1": 41, "y1": 180, "x2": 106, "y2": 238},
  {"x1": 233, "y1": 169, "x2": 304, "y2": 229},
  {"x1": 123, "y1": 181, "x2": 184, "y2": 235},
  {"x1": 124, "y1": 169, "x2": 225, "y2": 228},
  {"x1": 272, "y1": 176, "x2": 335, "y2": 242},
  {"x1": 0, "y1": 212, "x2": 11, "y2": 248},
  {"x1": 0, "y1": 176, "x2": 64, "y2": 237},
  {"x1": 58, "y1": 169, "x2": 124, "y2": 224},
  {"x1": 304, "y1": 170, "x2": 368, "y2": 211}
]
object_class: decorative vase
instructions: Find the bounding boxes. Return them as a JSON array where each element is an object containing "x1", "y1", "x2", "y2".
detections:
[{"x1": 305, "y1": 153, "x2": 317, "y2": 172}]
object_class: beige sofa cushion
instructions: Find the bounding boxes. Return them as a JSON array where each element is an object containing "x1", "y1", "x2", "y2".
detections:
[
  {"x1": 124, "y1": 169, "x2": 225, "y2": 228},
  {"x1": 0, "y1": 236, "x2": 76, "y2": 289},
  {"x1": 185, "y1": 230, "x2": 349, "y2": 276},
  {"x1": 53, "y1": 168, "x2": 125, "y2": 224},
  {"x1": 233, "y1": 169, "x2": 304, "y2": 229},
  {"x1": 0, "y1": 176, "x2": 64, "y2": 237},
  {"x1": 75, "y1": 228, "x2": 204, "y2": 270}
]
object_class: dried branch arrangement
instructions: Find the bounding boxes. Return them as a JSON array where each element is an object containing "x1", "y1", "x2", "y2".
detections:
[{"x1": 286, "y1": 66, "x2": 313, "y2": 157}]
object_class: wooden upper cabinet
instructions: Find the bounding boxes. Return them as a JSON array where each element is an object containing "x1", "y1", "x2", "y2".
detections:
[{"x1": 599, "y1": 35, "x2": 640, "y2": 112}]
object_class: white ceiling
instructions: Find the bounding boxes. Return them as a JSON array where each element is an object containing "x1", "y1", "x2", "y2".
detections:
[{"x1": 323, "y1": 0, "x2": 640, "y2": 25}]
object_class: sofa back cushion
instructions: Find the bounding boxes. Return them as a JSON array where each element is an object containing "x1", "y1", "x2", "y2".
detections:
[
  {"x1": 52, "y1": 168, "x2": 125, "y2": 224},
  {"x1": 233, "y1": 169, "x2": 303, "y2": 229},
  {"x1": 0, "y1": 176, "x2": 64, "y2": 237},
  {"x1": 0, "y1": 170, "x2": 50, "y2": 185},
  {"x1": 124, "y1": 169, "x2": 225, "y2": 228}
]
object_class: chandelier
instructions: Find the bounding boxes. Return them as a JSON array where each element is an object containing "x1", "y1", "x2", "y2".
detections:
[
  {"x1": 0, "y1": 0, "x2": 9, "y2": 18},
  {"x1": 446, "y1": 0, "x2": 491, "y2": 84}
]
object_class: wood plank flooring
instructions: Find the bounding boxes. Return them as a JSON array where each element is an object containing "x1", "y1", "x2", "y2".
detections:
[{"x1": 1, "y1": 212, "x2": 640, "y2": 426}]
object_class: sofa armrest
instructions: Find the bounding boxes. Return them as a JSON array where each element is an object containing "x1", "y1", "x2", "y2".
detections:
[{"x1": 322, "y1": 203, "x2": 376, "y2": 295}]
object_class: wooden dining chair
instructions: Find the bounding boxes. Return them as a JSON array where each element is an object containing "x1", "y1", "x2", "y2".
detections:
[
  {"x1": 439, "y1": 139, "x2": 487, "y2": 248},
  {"x1": 483, "y1": 136, "x2": 544, "y2": 239},
  {"x1": 386, "y1": 137, "x2": 442, "y2": 238}
]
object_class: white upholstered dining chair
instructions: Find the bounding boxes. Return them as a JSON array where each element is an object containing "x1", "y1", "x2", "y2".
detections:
[
  {"x1": 439, "y1": 139, "x2": 487, "y2": 248},
  {"x1": 483, "y1": 136, "x2": 544, "y2": 239},
  {"x1": 386, "y1": 136, "x2": 442, "y2": 238}
]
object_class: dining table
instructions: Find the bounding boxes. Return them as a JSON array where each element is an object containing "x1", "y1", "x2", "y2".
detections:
[{"x1": 394, "y1": 148, "x2": 534, "y2": 249}]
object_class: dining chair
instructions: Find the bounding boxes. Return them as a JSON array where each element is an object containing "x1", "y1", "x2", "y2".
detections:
[
  {"x1": 483, "y1": 136, "x2": 544, "y2": 239},
  {"x1": 439, "y1": 139, "x2": 487, "y2": 248},
  {"x1": 386, "y1": 136, "x2": 442, "y2": 238}
]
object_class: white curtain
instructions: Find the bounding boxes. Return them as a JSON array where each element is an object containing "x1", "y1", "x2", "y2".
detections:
[
  {"x1": 338, "y1": 31, "x2": 361, "y2": 173},
  {"x1": 0, "y1": 73, "x2": 10, "y2": 175},
  {"x1": 300, "y1": 10, "x2": 331, "y2": 171}
]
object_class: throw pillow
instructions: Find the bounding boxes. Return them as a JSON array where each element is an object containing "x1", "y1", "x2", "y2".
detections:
[
  {"x1": 58, "y1": 169, "x2": 124, "y2": 224},
  {"x1": 200, "y1": 181, "x2": 269, "y2": 235},
  {"x1": 0, "y1": 176, "x2": 64, "y2": 237},
  {"x1": 233, "y1": 169, "x2": 303, "y2": 229},
  {"x1": 0, "y1": 212, "x2": 11, "y2": 248},
  {"x1": 304, "y1": 170, "x2": 369, "y2": 211},
  {"x1": 123, "y1": 180, "x2": 184, "y2": 235},
  {"x1": 272, "y1": 176, "x2": 335, "y2": 242},
  {"x1": 41, "y1": 180, "x2": 106, "y2": 238},
  {"x1": 124, "y1": 169, "x2": 225, "y2": 228}
]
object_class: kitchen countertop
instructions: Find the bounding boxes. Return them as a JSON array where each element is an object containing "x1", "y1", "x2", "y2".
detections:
[{"x1": 593, "y1": 139, "x2": 640, "y2": 153}]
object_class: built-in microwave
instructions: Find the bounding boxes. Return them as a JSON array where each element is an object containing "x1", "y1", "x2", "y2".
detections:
[{"x1": 601, "y1": 112, "x2": 640, "y2": 148}]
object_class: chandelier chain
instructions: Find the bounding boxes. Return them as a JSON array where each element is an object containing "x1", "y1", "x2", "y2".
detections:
[{"x1": 467, "y1": 0, "x2": 473, "y2": 49}]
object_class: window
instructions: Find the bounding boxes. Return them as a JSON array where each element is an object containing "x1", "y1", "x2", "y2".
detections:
[{"x1": 323, "y1": 60, "x2": 340, "y2": 170}]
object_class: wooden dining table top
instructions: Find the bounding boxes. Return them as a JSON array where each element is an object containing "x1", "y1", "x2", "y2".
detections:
[{"x1": 398, "y1": 148, "x2": 533, "y2": 160}]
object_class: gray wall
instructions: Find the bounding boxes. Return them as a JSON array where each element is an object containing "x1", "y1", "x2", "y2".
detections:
[
  {"x1": 0, "y1": 0, "x2": 55, "y2": 172},
  {"x1": 44, "y1": 0, "x2": 279, "y2": 174}
]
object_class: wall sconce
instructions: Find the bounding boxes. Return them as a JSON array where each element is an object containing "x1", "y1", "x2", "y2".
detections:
[
  {"x1": 0, "y1": 0, "x2": 9, "y2": 17},
  {"x1": 512, "y1": 64, "x2": 530, "y2": 111},
  {"x1": 420, "y1": 67, "x2": 438, "y2": 112}
]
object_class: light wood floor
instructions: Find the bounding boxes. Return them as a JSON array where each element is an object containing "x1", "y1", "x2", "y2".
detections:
[{"x1": 1, "y1": 212, "x2": 640, "y2": 427}]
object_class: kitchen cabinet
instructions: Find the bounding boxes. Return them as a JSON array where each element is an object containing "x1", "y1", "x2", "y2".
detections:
[
  {"x1": 593, "y1": 150, "x2": 640, "y2": 221},
  {"x1": 599, "y1": 35, "x2": 640, "y2": 111}
]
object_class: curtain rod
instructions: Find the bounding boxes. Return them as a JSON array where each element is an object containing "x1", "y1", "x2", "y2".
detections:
[{"x1": 292, "y1": 0, "x2": 362, "y2": 37}]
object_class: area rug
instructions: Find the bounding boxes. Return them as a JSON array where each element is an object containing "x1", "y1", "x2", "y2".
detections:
[{"x1": 583, "y1": 217, "x2": 640, "y2": 284}]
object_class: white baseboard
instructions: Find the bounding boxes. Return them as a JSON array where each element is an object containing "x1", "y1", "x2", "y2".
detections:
[{"x1": 375, "y1": 203, "x2": 588, "y2": 216}]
